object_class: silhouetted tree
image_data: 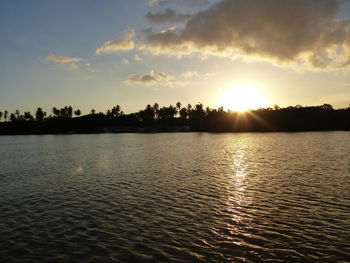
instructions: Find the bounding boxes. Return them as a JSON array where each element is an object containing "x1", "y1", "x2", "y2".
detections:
[
  {"x1": 187, "y1": 104, "x2": 193, "y2": 115},
  {"x1": 4, "y1": 110, "x2": 8, "y2": 122},
  {"x1": 60, "y1": 107, "x2": 66, "y2": 117},
  {"x1": 10, "y1": 113, "x2": 16, "y2": 122},
  {"x1": 111, "y1": 105, "x2": 121, "y2": 116},
  {"x1": 157, "y1": 105, "x2": 177, "y2": 120},
  {"x1": 91, "y1": 109, "x2": 96, "y2": 115},
  {"x1": 35, "y1": 107, "x2": 46, "y2": 121},
  {"x1": 0, "y1": 102, "x2": 349, "y2": 135},
  {"x1": 68, "y1": 106, "x2": 73, "y2": 118},
  {"x1": 321, "y1": 104, "x2": 333, "y2": 110},
  {"x1": 74, "y1": 109, "x2": 81, "y2": 117},
  {"x1": 52, "y1": 107, "x2": 60, "y2": 117},
  {"x1": 179, "y1": 107, "x2": 188, "y2": 119},
  {"x1": 138, "y1": 104, "x2": 155, "y2": 124},
  {"x1": 176, "y1": 102, "x2": 181, "y2": 116},
  {"x1": 193, "y1": 103, "x2": 205, "y2": 117},
  {"x1": 153, "y1": 103, "x2": 159, "y2": 118},
  {"x1": 153, "y1": 103, "x2": 159, "y2": 112},
  {"x1": 24, "y1": 112, "x2": 34, "y2": 121}
]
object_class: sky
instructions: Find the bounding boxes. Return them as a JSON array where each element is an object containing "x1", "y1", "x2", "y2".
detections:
[{"x1": 1, "y1": 0, "x2": 350, "y2": 114}]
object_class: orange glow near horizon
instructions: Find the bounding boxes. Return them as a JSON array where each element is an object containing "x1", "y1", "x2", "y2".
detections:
[{"x1": 218, "y1": 84, "x2": 269, "y2": 112}]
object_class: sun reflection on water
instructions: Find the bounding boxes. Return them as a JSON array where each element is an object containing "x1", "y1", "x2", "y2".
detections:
[{"x1": 225, "y1": 140, "x2": 253, "y2": 235}]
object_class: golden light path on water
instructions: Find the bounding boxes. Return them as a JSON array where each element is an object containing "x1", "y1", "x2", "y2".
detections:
[
  {"x1": 227, "y1": 140, "x2": 252, "y2": 229},
  {"x1": 210, "y1": 137, "x2": 255, "y2": 247}
]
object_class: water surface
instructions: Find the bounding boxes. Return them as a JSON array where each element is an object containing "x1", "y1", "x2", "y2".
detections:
[{"x1": 0, "y1": 132, "x2": 349, "y2": 262}]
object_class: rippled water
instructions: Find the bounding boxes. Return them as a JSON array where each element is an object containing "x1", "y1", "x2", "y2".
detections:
[{"x1": 0, "y1": 132, "x2": 349, "y2": 262}]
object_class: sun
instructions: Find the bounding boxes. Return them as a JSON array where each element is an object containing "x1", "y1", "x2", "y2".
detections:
[{"x1": 218, "y1": 84, "x2": 268, "y2": 112}]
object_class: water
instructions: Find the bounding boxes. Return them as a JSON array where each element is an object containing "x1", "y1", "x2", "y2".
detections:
[{"x1": 0, "y1": 132, "x2": 349, "y2": 262}]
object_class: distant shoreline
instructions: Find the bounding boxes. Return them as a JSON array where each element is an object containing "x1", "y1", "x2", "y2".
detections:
[{"x1": 1, "y1": 103, "x2": 349, "y2": 135}]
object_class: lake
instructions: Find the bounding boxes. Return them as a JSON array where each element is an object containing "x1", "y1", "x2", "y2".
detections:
[{"x1": 0, "y1": 132, "x2": 349, "y2": 262}]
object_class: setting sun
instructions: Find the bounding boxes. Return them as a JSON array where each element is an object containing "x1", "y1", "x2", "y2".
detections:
[{"x1": 218, "y1": 84, "x2": 269, "y2": 112}]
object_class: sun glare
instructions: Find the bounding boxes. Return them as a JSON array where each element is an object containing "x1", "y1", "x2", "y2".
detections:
[{"x1": 218, "y1": 84, "x2": 268, "y2": 112}]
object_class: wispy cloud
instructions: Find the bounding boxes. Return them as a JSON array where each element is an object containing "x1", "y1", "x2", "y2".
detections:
[
  {"x1": 146, "y1": 0, "x2": 160, "y2": 7},
  {"x1": 141, "y1": 0, "x2": 350, "y2": 70},
  {"x1": 134, "y1": 54, "x2": 144, "y2": 63},
  {"x1": 121, "y1": 58, "x2": 130, "y2": 65},
  {"x1": 46, "y1": 54, "x2": 82, "y2": 70},
  {"x1": 146, "y1": 0, "x2": 209, "y2": 8},
  {"x1": 126, "y1": 70, "x2": 174, "y2": 86},
  {"x1": 146, "y1": 8, "x2": 191, "y2": 24},
  {"x1": 96, "y1": 29, "x2": 135, "y2": 55},
  {"x1": 181, "y1": 71, "x2": 198, "y2": 78},
  {"x1": 179, "y1": 71, "x2": 217, "y2": 81}
]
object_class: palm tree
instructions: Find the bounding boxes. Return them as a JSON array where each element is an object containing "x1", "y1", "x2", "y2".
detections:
[
  {"x1": 24, "y1": 111, "x2": 34, "y2": 121},
  {"x1": 35, "y1": 107, "x2": 46, "y2": 121},
  {"x1": 153, "y1": 103, "x2": 159, "y2": 111},
  {"x1": 179, "y1": 108, "x2": 188, "y2": 119},
  {"x1": 4, "y1": 110, "x2": 8, "y2": 122},
  {"x1": 153, "y1": 103, "x2": 159, "y2": 119},
  {"x1": 116, "y1": 105, "x2": 121, "y2": 115},
  {"x1": 68, "y1": 106, "x2": 73, "y2": 118},
  {"x1": 60, "y1": 107, "x2": 67, "y2": 117},
  {"x1": 111, "y1": 105, "x2": 121, "y2": 116},
  {"x1": 10, "y1": 113, "x2": 16, "y2": 122},
  {"x1": 52, "y1": 107, "x2": 60, "y2": 117},
  {"x1": 176, "y1": 102, "x2": 181, "y2": 116}
]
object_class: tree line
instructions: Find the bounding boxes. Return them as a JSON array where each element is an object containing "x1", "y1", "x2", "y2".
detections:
[{"x1": 0, "y1": 102, "x2": 349, "y2": 134}]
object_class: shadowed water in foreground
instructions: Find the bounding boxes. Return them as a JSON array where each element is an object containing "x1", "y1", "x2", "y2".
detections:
[{"x1": 0, "y1": 132, "x2": 349, "y2": 262}]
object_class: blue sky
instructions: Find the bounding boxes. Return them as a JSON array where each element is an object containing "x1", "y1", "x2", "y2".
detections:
[{"x1": 1, "y1": 0, "x2": 350, "y2": 115}]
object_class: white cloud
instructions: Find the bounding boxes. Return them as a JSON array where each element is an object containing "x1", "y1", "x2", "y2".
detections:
[
  {"x1": 146, "y1": 0, "x2": 210, "y2": 8},
  {"x1": 134, "y1": 54, "x2": 144, "y2": 63},
  {"x1": 126, "y1": 70, "x2": 175, "y2": 86},
  {"x1": 141, "y1": 0, "x2": 350, "y2": 70},
  {"x1": 146, "y1": 0, "x2": 160, "y2": 7},
  {"x1": 46, "y1": 54, "x2": 82, "y2": 70},
  {"x1": 121, "y1": 58, "x2": 130, "y2": 65},
  {"x1": 181, "y1": 71, "x2": 198, "y2": 78},
  {"x1": 146, "y1": 8, "x2": 191, "y2": 24},
  {"x1": 46, "y1": 54, "x2": 81, "y2": 64},
  {"x1": 96, "y1": 29, "x2": 135, "y2": 55}
]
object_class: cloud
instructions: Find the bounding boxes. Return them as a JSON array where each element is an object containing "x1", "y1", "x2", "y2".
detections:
[
  {"x1": 125, "y1": 69, "x2": 217, "y2": 87},
  {"x1": 146, "y1": 0, "x2": 160, "y2": 7},
  {"x1": 126, "y1": 70, "x2": 174, "y2": 86},
  {"x1": 134, "y1": 54, "x2": 144, "y2": 62},
  {"x1": 46, "y1": 54, "x2": 82, "y2": 70},
  {"x1": 181, "y1": 71, "x2": 198, "y2": 78},
  {"x1": 46, "y1": 54, "x2": 82, "y2": 64},
  {"x1": 146, "y1": 8, "x2": 191, "y2": 24},
  {"x1": 121, "y1": 58, "x2": 130, "y2": 65},
  {"x1": 146, "y1": 0, "x2": 210, "y2": 8},
  {"x1": 141, "y1": 0, "x2": 350, "y2": 70},
  {"x1": 180, "y1": 70, "x2": 218, "y2": 79},
  {"x1": 96, "y1": 29, "x2": 135, "y2": 55}
]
